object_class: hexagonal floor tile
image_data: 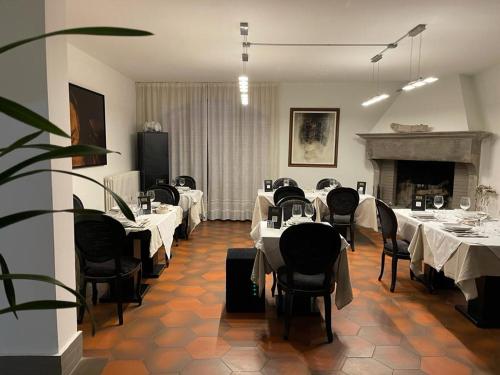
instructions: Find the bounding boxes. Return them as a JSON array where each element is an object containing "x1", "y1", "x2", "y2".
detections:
[
  {"x1": 155, "y1": 327, "x2": 196, "y2": 347},
  {"x1": 191, "y1": 319, "x2": 229, "y2": 337},
  {"x1": 145, "y1": 347, "x2": 191, "y2": 373},
  {"x1": 160, "y1": 310, "x2": 200, "y2": 327},
  {"x1": 181, "y1": 358, "x2": 232, "y2": 375},
  {"x1": 373, "y1": 346, "x2": 421, "y2": 370},
  {"x1": 222, "y1": 347, "x2": 267, "y2": 372},
  {"x1": 185, "y1": 336, "x2": 231, "y2": 359},
  {"x1": 303, "y1": 343, "x2": 346, "y2": 372},
  {"x1": 420, "y1": 356, "x2": 473, "y2": 375},
  {"x1": 358, "y1": 326, "x2": 402, "y2": 346},
  {"x1": 339, "y1": 335, "x2": 376, "y2": 358},
  {"x1": 262, "y1": 357, "x2": 310, "y2": 375},
  {"x1": 123, "y1": 318, "x2": 164, "y2": 339},
  {"x1": 342, "y1": 358, "x2": 392, "y2": 375},
  {"x1": 112, "y1": 338, "x2": 154, "y2": 359},
  {"x1": 101, "y1": 360, "x2": 149, "y2": 375},
  {"x1": 167, "y1": 297, "x2": 203, "y2": 311}
]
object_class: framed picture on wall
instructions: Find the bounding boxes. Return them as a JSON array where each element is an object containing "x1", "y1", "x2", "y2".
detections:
[
  {"x1": 288, "y1": 108, "x2": 340, "y2": 167},
  {"x1": 69, "y1": 83, "x2": 107, "y2": 168}
]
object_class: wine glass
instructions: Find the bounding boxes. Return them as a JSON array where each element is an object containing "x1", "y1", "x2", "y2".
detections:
[
  {"x1": 460, "y1": 197, "x2": 471, "y2": 211},
  {"x1": 433, "y1": 195, "x2": 444, "y2": 210},
  {"x1": 283, "y1": 178, "x2": 290, "y2": 187},
  {"x1": 292, "y1": 204, "x2": 302, "y2": 222},
  {"x1": 179, "y1": 177, "x2": 185, "y2": 187},
  {"x1": 304, "y1": 203, "x2": 314, "y2": 220},
  {"x1": 147, "y1": 190, "x2": 155, "y2": 202}
]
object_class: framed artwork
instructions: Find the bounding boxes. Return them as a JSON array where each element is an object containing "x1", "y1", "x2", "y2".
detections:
[
  {"x1": 69, "y1": 83, "x2": 107, "y2": 168},
  {"x1": 288, "y1": 108, "x2": 340, "y2": 167}
]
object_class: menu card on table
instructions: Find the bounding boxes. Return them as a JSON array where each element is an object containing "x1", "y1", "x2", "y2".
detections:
[
  {"x1": 267, "y1": 206, "x2": 282, "y2": 229},
  {"x1": 264, "y1": 179, "x2": 273, "y2": 192},
  {"x1": 138, "y1": 195, "x2": 152, "y2": 214},
  {"x1": 356, "y1": 181, "x2": 366, "y2": 194},
  {"x1": 411, "y1": 194, "x2": 426, "y2": 211}
]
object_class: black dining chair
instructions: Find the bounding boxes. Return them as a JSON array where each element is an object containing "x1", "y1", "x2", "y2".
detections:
[
  {"x1": 151, "y1": 184, "x2": 190, "y2": 240},
  {"x1": 272, "y1": 177, "x2": 299, "y2": 189},
  {"x1": 74, "y1": 214, "x2": 142, "y2": 325},
  {"x1": 152, "y1": 183, "x2": 180, "y2": 205},
  {"x1": 375, "y1": 199, "x2": 413, "y2": 292},
  {"x1": 316, "y1": 178, "x2": 342, "y2": 190},
  {"x1": 277, "y1": 196, "x2": 316, "y2": 222},
  {"x1": 273, "y1": 186, "x2": 305, "y2": 205},
  {"x1": 277, "y1": 223, "x2": 341, "y2": 343},
  {"x1": 149, "y1": 186, "x2": 177, "y2": 205},
  {"x1": 326, "y1": 187, "x2": 359, "y2": 251},
  {"x1": 175, "y1": 175, "x2": 196, "y2": 190},
  {"x1": 73, "y1": 194, "x2": 84, "y2": 210}
]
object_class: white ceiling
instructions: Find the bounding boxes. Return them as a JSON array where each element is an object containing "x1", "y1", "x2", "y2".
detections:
[{"x1": 65, "y1": 0, "x2": 500, "y2": 82}]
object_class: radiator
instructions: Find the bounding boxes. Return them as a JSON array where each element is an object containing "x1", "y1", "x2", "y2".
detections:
[{"x1": 103, "y1": 170, "x2": 140, "y2": 211}]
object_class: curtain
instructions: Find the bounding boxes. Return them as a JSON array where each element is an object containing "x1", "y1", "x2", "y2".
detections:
[
  {"x1": 136, "y1": 82, "x2": 278, "y2": 220},
  {"x1": 136, "y1": 83, "x2": 208, "y2": 202},
  {"x1": 207, "y1": 83, "x2": 277, "y2": 220}
]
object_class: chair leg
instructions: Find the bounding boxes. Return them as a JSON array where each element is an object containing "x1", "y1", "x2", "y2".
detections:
[
  {"x1": 91, "y1": 282, "x2": 98, "y2": 305},
  {"x1": 283, "y1": 291, "x2": 294, "y2": 340},
  {"x1": 324, "y1": 293, "x2": 333, "y2": 343},
  {"x1": 116, "y1": 279, "x2": 124, "y2": 325},
  {"x1": 390, "y1": 257, "x2": 398, "y2": 292},
  {"x1": 349, "y1": 225, "x2": 355, "y2": 251},
  {"x1": 271, "y1": 272, "x2": 277, "y2": 297},
  {"x1": 77, "y1": 281, "x2": 87, "y2": 324},
  {"x1": 136, "y1": 267, "x2": 143, "y2": 306},
  {"x1": 378, "y1": 252, "x2": 385, "y2": 281}
]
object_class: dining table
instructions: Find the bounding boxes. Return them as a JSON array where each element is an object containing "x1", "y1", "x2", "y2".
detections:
[
  {"x1": 177, "y1": 188, "x2": 206, "y2": 234},
  {"x1": 394, "y1": 208, "x2": 500, "y2": 327},
  {"x1": 251, "y1": 189, "x2": 378, "y2": 233},
  {"x1": 250, "y1": 220, "x2": 353, "y2": 310}
]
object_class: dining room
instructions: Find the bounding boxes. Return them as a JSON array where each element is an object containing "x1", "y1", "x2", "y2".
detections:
[{"x1": 1, "y1": 1, "x2": 500, "y2": 374}]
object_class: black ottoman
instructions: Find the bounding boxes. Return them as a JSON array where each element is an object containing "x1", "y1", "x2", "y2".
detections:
[{"x1": 226, "y1": 248, "x2": 265, "y2": 313}]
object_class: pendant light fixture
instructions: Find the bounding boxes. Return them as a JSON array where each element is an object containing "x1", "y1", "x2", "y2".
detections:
[
  {"x1": 401, "y1": 29, "x2": 438, "y2": 92},
  {"x1": 239, "y1": 22, "x2": 249, "y2": 106},
  {"x1": 362, "y1": 59, "x2": 389, "y2": 107}
]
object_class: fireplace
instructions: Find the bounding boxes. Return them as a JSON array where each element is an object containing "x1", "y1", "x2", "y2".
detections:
[
  {"x1": 357, "y1": 131, "x2": 491, "y2": 209},
  {"x1": 395, "y1": 160, "x2": 455, "y2": 208}
]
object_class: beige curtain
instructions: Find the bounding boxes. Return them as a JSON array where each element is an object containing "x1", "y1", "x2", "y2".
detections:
[{"x1": 136, "y1": 82, "x2": 278, "y2": 220}]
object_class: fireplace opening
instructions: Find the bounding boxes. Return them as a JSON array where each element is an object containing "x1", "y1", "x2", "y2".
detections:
[{"x1": 396, "y1": 160, "x2": 455, "y2": 208}]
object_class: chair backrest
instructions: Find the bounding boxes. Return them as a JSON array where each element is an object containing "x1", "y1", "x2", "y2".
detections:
[
  {"x1": 280, "y1": 223, "x2": 341, "y2": 284},
  {"x1": 326, "y1": 187, "x2": 359, "y2": 217},
  {"x1": 277, "y1": 196, "x2": 316, "y2": 221},
  {"x1": 150, "y1": 184, "x2": 179, "y2": 205},
  {"x1": 375, "y1": 199, "x2": 398, "y2": 243},
  {"x1": 273, "y1": 186, "x2": 305, "y2": 205},
  {"x1": 316, "y1": 178, "x2": 342, "y2": 190},
  {"x1": 73, "y1": 194, "x2": 84, "y2": 210},
  {"x1": 272, "y1": 177, "x2": 298, "y2": 189},
  {"x1": 175, "y1": 175, "x2": 196, "y2": 190},
  {"x1": 149, "y1": 186, "x2": 176, "y2": 205},
  {"x1": 74, "y1": 214, "x2": 126, "y2": 272}
]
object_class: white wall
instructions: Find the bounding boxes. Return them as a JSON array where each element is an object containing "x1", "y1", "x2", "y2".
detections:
[
  {"x1": 67, "y1": 44, "x2": 136, "y2": 210},
  {"x1": 277, "y1": 82, "x2": 400, "y2": 193},
  {"x1": 475, "y1": 63, "x2": 500, "y2": 216},
  {"x1": 371, "y1": 75, "x2": 471, "y2": 133}
]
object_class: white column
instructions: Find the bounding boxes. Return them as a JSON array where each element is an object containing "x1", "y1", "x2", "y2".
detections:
[{"x1": 0, "y1": 0, "x2": 79, "y2": 364}]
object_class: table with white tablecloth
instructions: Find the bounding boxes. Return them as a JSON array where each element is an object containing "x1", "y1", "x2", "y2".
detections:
[
  {"x1": 250, "y1": 221, "x2": 353, "y2": 310},
  {"x1": 394, "y1": 209, "x2": 500, "y2": 301},
  {"x1": 177, "y1": 189, "x2": 206, "y2": 234},
  {"x1": 251, "y1": 189, "x2": 378, "y2": 232}
]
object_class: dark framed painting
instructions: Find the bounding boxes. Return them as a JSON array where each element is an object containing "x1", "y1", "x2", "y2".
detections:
[
  {"x1": 69, "y1": 83, "x2": 107, "y2": 168},
  {"x1": 288, "y1": 108, "x2": 340, "y2": 167}
]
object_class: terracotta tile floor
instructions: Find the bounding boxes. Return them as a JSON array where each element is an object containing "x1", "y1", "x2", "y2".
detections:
[{"x1": 79, "y1": 221, "x2": 500, "y2": 375}]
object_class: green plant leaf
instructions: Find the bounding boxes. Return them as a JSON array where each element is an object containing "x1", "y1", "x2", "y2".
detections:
[
  {"x1": 0, "y1": 254, "x2": 17, "y2": 319},
  {"x1": 0, "y1": 97, "x2": 70, "y2": 138},
  {"x1": 0, "y1": 208, "x2": 102, "y2": 229},
  {"x1": 0, "y1": 27, "x2": 153, "y2": 55},
  {"x1": 3, "y1": 169, "x2": 135, "y2": 221},
  {"x1": 0, "y1": 144, "x2": 117, "y2": 185},
  {"x1": 0, "y1": 300, "x2": 80, "y2": 314},
  {"x1": 0, "y1": 130, "x2": 44, "y2": 157},
  {"x1": 2, "y1": 144, "x2": 62, "y2": 153}
]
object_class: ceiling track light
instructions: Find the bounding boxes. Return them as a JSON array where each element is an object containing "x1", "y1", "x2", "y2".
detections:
[
  {"x1": 362, "y1": 61, "x2": 390, "y2": 107},
  {"x1": 362, "y1": 94, "x2": 389, "y2": 107},
  {"x1": 401, "y1": 76, "x2": 439, "y2": 91}
]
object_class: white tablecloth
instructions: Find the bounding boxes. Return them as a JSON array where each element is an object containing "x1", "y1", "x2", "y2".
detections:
[
  {"x1": 394, "y1": 209, "x2": 500, "y2": 300},
  {"x1": 178, "y1": 189, "x2": 206, "y2": 234},
  {"x1": 250, "y1": 221, "x2": 353, "y2": 309},
  {"x1": 251, "y1": 189, "x2": 378, "y2": 232},
  {"x1": 110, "y1": 206, "x2": 183, "y2": 259}
]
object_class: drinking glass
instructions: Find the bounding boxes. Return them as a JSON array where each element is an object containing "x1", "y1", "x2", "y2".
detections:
[
  {"x1": 329, "y1": 178, "x2": 335, "y2": 188},
  {"x1": 147, "y1": 190, "x2": 155, "y2": 202},
  {"x1": 283, "y1": 178, "x2": 290, "y2": 187},
  {"x1": 179, "y1": 177, "x2": 185, "y2": 187},
  {"x1": 460, "y1": 196, "x2": 471, "y2": 211},
  {"x1": 433, "y1": 195, "x2": 444, "y2": 210},
  {"x1": 292, "y1": 204, "x2": 302, "y2": 220},
  {"x1": 304, "y1": 203, "x2": 314, "y2": 220}
]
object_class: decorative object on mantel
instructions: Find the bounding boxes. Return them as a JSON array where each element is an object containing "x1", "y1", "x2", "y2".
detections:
[
  {"x1": 475, "y1": 185, "x2": 497, "y2": 212},
  {"x1": 143, "y1": 120, "x2": 162, "y2": 132},
  {"x1": 390, "y1": 123, "x2": 432, "y2": 133}
]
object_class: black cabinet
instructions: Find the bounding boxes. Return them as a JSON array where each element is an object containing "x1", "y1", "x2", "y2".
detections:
[{"x1": 137, "y1": 132, "x2": 169, "y2": 190}]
